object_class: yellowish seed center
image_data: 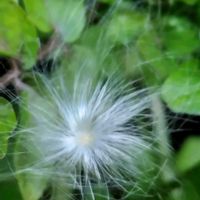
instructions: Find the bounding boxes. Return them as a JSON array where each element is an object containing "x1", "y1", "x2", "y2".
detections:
[{"x1": 77, "y1": 132, "x2": 94, "y2": 146}]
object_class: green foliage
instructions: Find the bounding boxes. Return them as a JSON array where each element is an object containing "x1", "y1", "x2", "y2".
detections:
[
  {"x1": 14, "y1": 90, "x2": 49, "y2": 200},
  {"x1": 0, "y1": 0, "x2": 200, "y2": 199},
  {"x1": 106, "y1": 11, "x2": 147, "y2": 45},
  {"x1": 179, "y1": 0, "x2": 198, "y2": 5},
  {"x1": 23, "y1": 0, "x2": 52, "y2": 33},
  {"x1": 46, "y1": 0, "x2": 86, "y2": 42},
  {"x1": 162, "y1": 16, "x2": 198, "y2": 56},
  {"x1": 183, "y1": 167, "x2": 200, "y2": 199},
  {"x1": 15, "y1": 168, "x2": 48, "y2": 200},
  {"x1": 161, "y1": 66, "x2": 200, "y2": 115},
  {"x1": 0, "y1": 97, "x2": 16, "y2": 159},
  {"x1": 0, "y1": 181, "x2": 22, "y2": 200},
  {"x1": 176, "y1": 137, "x2": 200, "y2": 173},
  {"x1": 0, "y1": 0, "x2": 39, "y2": 69},
  {"x1": 136, "y1": 31, "x2": 177, "y2": 85}
]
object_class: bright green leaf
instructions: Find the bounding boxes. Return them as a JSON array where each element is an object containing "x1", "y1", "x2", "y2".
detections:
[
  {"x1": 176, "y1": 137, "x2": 200, "y2": 173},
  {"x1": 0, "y1": 0, "x2": 39, "y2": 69},
  {"x1": 0, "y1": 97, "x2": 16, "y2": 159},
  {"x1": 0, "y1": 1, "x2": 24, "y2": 56},
  {"x1": 23, "y1": 0, "x2": 52, "y2": 33},
  {"x1": 46, "y1": 0, "x2": 86, "y2": 43},
  {"x1": 21, "y1": 20, "x2": 40, "y2": 70},
  {"x1": 161, "y1": 66, "x2": 200, "y2": 115}
]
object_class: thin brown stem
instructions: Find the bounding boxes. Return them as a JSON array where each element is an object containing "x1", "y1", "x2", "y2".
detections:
[
  {"x1": 38, "y1": 33, "x2": 62, "y2": 61},
  {"x1": 0, "y1": 59, "x2": 20, "y2": 89}
]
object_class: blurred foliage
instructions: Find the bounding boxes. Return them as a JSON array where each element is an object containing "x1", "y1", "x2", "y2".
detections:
[
  {"x1": 0, "y1": 0, "x2": 200, "y2": 199},
  {"x1": 0, "y1": 0, "x2": 39, "y2": 69},
  {"x1": 0, "y1": 97, "x2": 16, "y2": 159},
  {"x1": 176, "y1": 136, "x2": 200, "y2": 173},
  {"x1": 161, "y1": 64, "x2": 200, "y2": 115}
]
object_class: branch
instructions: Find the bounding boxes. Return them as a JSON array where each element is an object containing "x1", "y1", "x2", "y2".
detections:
[{"x1": 0, "y1": 59, "x2": 20, "y2": 89}]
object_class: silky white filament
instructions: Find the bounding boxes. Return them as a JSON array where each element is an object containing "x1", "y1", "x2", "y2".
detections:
[{"x1": 17, "y1": 74, "x2": 153, "y2": 198}]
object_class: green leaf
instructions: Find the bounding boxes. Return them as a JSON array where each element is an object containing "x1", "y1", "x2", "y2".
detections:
[
  {"x1": 15, "y1": 150, "x2": 48, "y2": 200},
  {"x1": 162, "y1": 17, "x2": 198, "y2": 56},
  {"x1": 14, "y1": 91, "x2": 49, "y2": 200},
  {"x1": 184, "y1": 166, "x2": 200, "y2": 198},
  {"x1": 0, "y1": 97, "x2": 16, "y2": 159},
  {"x1": 23, "y1": 0, "x2": 52, "y2": 33},
  {"x1": 176, "y1": 137, "x2": 200, "y2": 173},
  {"x1": 179, "y1": 0, "x2": 198, "y2": 5},
  {"x1": 79, "y1": 26, "x2": 120, "y2": 69},
  {"x1": 0, "y1": 180, "x2": 23, "y2": 200},
  {"x1": 21, "y1": 20, "x2": 40, "y2": 70},
  {"x1": 0, "y1": 1, "x2": 23, "y2": 56},
  {"x1": 106, "y1": 11, "x2": 147, "y2": 45},
  {"x1": 136, "y1": 31, "x2": 177, "y2": 85},
  {"x1": 97, "y1": 0, "x2": 116, "y2": 3},
  {"x1": 161, "y1": 66, "x2": 200, "y2": 115},
  {"x1": 46, "y1": 0, "x2": 86, "y2": 43},
  {"x1": 59, "y1": 43, "x2": 124, "y2": 87},
  {"x1": 172, "y1": 167, "x2": 200, "y2": 200},
  {"x1": 16, "y1": 171, "x2": 48, "y2": 200},
  {"x1": 171, "y1": 179, "x2": 200, "y2": 200},
  {"x1": 79, "y1": 26, "x2": 108, "y2": 49},
  {"x1": 0, "y1": 0, "x2": 39, "y2": 69}
]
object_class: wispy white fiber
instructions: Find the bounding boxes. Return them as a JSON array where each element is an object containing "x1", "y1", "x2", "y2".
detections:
[{"x1": 18, "y1": 74, "x2": 152, "y2": 198}]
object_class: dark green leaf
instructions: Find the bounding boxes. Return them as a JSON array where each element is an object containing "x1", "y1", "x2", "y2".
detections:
[
  {"x1": 0, "y1": 180, "x2": 22, "y2": 200},
  {"x1": 179, "y1": 0, "x2": 198, "y2": 5}
]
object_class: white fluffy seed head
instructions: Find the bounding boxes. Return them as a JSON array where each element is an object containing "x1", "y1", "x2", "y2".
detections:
[{"x1": 17, "y1": 73, "x2": 153, "y2": 196}]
